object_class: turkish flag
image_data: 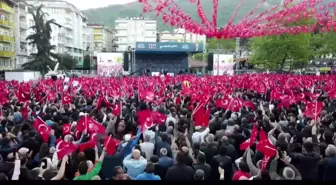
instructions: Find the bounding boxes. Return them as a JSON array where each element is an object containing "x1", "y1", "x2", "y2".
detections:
[
  {"x1": 151, "y1": 111, "x2": 167, "y2": 124},
  {"x1": 33, "y1": 117, "x2": 51, "y2": 143},
  {"x1": 0, "y1": 93, "x2": 7, "y2": 105},
  {"x1": 112, "y1": 103, "x2": 121, "y2": 116},
  {"x1": 62, "y1": 94, "x2": 72, "y2": 104},
  {"x1": 78, "y1": 140, "x2": 96, "y2": 152},
  {"x1": 137, "y1": 109, "x2": 155, "y2": 132},
  {"x1": 103, "y1": 136, "x2": 117, "y2": 156},
  {"x1": 303, "y1": 101, "x2": 323, "y2": 119},
  {"x1": 240, "y1": 124, "x2": 258, "y2": 150},
  {"x1": 215, "y1": 98, "x2": 230, "y2": 109},
  {"x1": 256, "y1": 129, "x2": 277, "y2": 157},
  {"x1": 21, "y1": 103, "x2": 29, "y2": 120},
  {"x1": 56, "y1": 140, "x2": 78, "y2": 159},
  {"x1": 242, "y1": 101, "x2": 255, "y2": 110},
  {"x1": 17, "y1": 87, "x2": 30, "y2": 102},
  {"x1": 62, "y1": 123, "x2": 71, "y2": 136},
  {"x1": 193, "y1": 103, "x2": 210, "y2": 127}
]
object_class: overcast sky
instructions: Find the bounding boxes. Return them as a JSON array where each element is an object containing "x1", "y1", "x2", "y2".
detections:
[{"x1": 66, "y1": 0, "x2": 136, "y2": 10}]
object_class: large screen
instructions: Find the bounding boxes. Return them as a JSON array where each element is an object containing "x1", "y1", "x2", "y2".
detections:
[
  {"x1": 213, "y1": 54, "x2": 235, "y2": 76},
  {"x1": 97, "y1": 52, "x2": 124, "y2": 76}
]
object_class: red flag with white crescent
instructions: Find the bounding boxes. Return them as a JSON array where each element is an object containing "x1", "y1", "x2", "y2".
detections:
[{"x1": 33, "y1": 117, "x2": 52, "y2": 143}]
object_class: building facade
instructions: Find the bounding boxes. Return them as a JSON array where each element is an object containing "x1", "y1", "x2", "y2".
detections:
[
  {"x1": 159, "y1": 28, "x2": 207, "y2": 47},
  {"x1": 0, "y1": 0, "x2": 15, "y2": 70},
  {"x1": 25, "y1": 0, "x2": 87, "y2": 66},
  {"x1": 14, "y1": 1, "x2": 35, "y2": 69},
  {"x1": 85, "y1": 24, "x2": 115, "y2": 56},
  {"x1": 114, "y1": 17, "x2": 157, "y2": 52}
]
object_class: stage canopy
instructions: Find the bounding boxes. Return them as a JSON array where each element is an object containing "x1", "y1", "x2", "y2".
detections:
[{"x1": 135, "y1": 42, "x2": 204, "y2": 53}]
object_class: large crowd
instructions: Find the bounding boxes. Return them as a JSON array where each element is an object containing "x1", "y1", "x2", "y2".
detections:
[{"x1": 0, "y1": 74, "x2": 336, "y2": 180}]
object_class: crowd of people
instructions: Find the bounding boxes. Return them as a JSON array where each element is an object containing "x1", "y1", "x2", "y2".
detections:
[{"x1": 0, "y1": 74, "x2": 336, "y2": 180}]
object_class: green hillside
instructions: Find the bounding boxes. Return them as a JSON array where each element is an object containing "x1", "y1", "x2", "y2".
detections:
[
  {"x1": 83, "y1": 0, "x2": 335, "y2": 31},
  {"x1": 82, "y1": 0, "x2": 276, "y2": 31}
]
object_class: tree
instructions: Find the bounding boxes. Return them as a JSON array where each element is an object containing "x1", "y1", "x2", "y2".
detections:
[
  {"x1": 310, "y1": 32, "x2": 336, "y2": 58},
  {"x1": 22, "y1": 5, "x2": 58, "y2": 74},
  {"x1": 207, "y1": 38, "x2": 236, "y2": 50},
  {"x1": 55, "y1": 53, "x2": 77, "y2": 70},
  {"x1": 83, "y1": 55, "x2": 91, "y2": 70},
  {"x1": 249, "y1": 17, "x2": 316, "y2": 70},
  {"x1": 249, "y1": 33, "x2": 312, "y2": 70}
]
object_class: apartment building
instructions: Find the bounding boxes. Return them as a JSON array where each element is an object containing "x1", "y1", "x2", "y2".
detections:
[
  {"x1": 25, "y1": 0, "x2": 87, "y2": 66},
  {"x1": 160, "y1": 28, "x2": 207, "y2": 47},
  {"x1": 115, "y1": 17, "x2": 157, "y2": 51},
  {"x1": 0, "y1": 0, "x2": 15, "y2": 70},
  {"x1": 85, "y1": 24, "x2": 115, "y2": 56},
  {"x1": 14, "y1": 1, "x2": 35, "y2": 69}
]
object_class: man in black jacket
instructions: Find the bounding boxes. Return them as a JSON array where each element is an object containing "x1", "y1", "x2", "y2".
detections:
[
  {"x1": 290, "y1": 133, "x2": 321, "y2": 180},
  {"x1": 193, "y1": 152, "x2": 211, "y2": 180},
  {"x1": 211, "y1": 145, "x2": 233, "y2": 180},
  {"x1": 165, "y1": 151, "x2": 194, "y2": 180}
]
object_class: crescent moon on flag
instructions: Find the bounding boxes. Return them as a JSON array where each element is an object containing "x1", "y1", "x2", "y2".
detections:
[
  {"x1": 144, "y1": 117, "x2": 152, "y2": 129},
  {"x1": 38, "y1": 124, "x2": 49, "y2": 132},
  {"x1": 64, "y1": 96, "x2": 70, "y2": 102},
  {"x1": 63, "y1": 126, "x2": 69, "y2": 133},
  {"x1": 223, "y1": 100, "x2": 228, "y2": 106}
]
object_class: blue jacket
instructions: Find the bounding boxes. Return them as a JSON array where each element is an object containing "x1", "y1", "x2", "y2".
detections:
[
  {"x1": 158, "y1": 156, "x2": 174, "y2": 168},
  {"x1": 136, "y1": 172, "x2": 161, "y2": 180},
  {"x1": 123, "y1": 154, "x2": 147, "y2": 179},
  {"x1": 121, "y1": 128, "x2": 142, "y2": 157}
]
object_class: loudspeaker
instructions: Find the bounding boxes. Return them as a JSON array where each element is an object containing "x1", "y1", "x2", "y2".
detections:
[
  {"x1": 123, "y1": 52, "x2": 129, "y2": 71},
  {"x1": 51, "y1": 75, "x2": 57, "y2": 81},
  {"x1": 207, "y1": 53, "x2": 214, "y2": 71}
]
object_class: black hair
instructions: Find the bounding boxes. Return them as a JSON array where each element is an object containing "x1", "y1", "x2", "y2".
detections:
[
  {"x1": 78, "y1": 161, "x2": 88, "y2": 175},
  {"x1": 219, "y1": 145, "x2": 227, "y2": 156},
  {"x1": 145, "y1": 162, "x2": 155, "y2": 173},
  {"x1": 176, "y1": 151, "x2": 186, "y2": 164},
  {"x1": 42, "y1": 169, "x2": 58, "y2": 180},
  {"x1": 197, "y1": 152, "x2": 206, "y2": 163}
]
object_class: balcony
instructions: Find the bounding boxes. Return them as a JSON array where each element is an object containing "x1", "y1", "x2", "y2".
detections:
[
  {"x1": 63, "y1": 22, "x2": 73, "y2": 30},
  {"x1": 0, "y1": 19, "x2": 13, "y2": 28},
  {"x1": 0, "y1": 3, "x2": 14, "y2": 14},
  {"x1": 0, "y1": 35, "x2": 14, "y2": 43},
  {"x1": 17, "y1": 49, "x2": 28, "y2": 56},
  {"x1": 0, "y1": 51, "x2": 15, "y2": 58},
  {"x1": 20, "y1": 21, "x2": 28, "y2": 30},
  {"x1": 65, "y1": 14, "x2": 72, "y2": 21},
  {"x1": 115, "y1": 25, "x2": 127, "y2": 30},
  {"x1": 20, "y1": 35, "x2": 27, "y2": 43},
  {"x1": 65, "y1": 34, "x2": 73, "y2": 39}
]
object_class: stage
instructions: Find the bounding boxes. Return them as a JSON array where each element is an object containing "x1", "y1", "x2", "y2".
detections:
[{"x1": 131, "y1": 42, "x2": 204, "y2": 75}]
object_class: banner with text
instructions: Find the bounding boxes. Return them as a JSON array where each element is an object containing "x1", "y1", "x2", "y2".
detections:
[
  {"x1": 136, "y1": 42, "x2": 204, "y2": 53},
  {"x1": 97, "y1": 52, "x2": 124, "y2": 77}
]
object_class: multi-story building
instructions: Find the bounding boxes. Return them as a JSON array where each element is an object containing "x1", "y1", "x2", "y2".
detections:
[
  {"x1": 114, "y1": 17, "x2": 157, "y2": 51},
  {"x1": 85, "y1": 24, "x2": 115, "y2": 56},
  {"x1": 25, "y1": 0, "x2": 87, "y2": 65},
  {"x1": 0, "y1": 0, "x2": 15, "y2": 70},
  {"x1": 14, "y1": 1, "x2": 35, "y2": 69},
  {"x1": 159, "y1": 28, "x2": 207, "y2": 47}
]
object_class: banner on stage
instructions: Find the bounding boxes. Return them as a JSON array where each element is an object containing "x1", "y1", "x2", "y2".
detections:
[
  {"x1": 213, "y1": 54, "x2": 235, "y2": 76},
  {"x1": 97, "y1": 53, "x2": 124, "y2": 77}
]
